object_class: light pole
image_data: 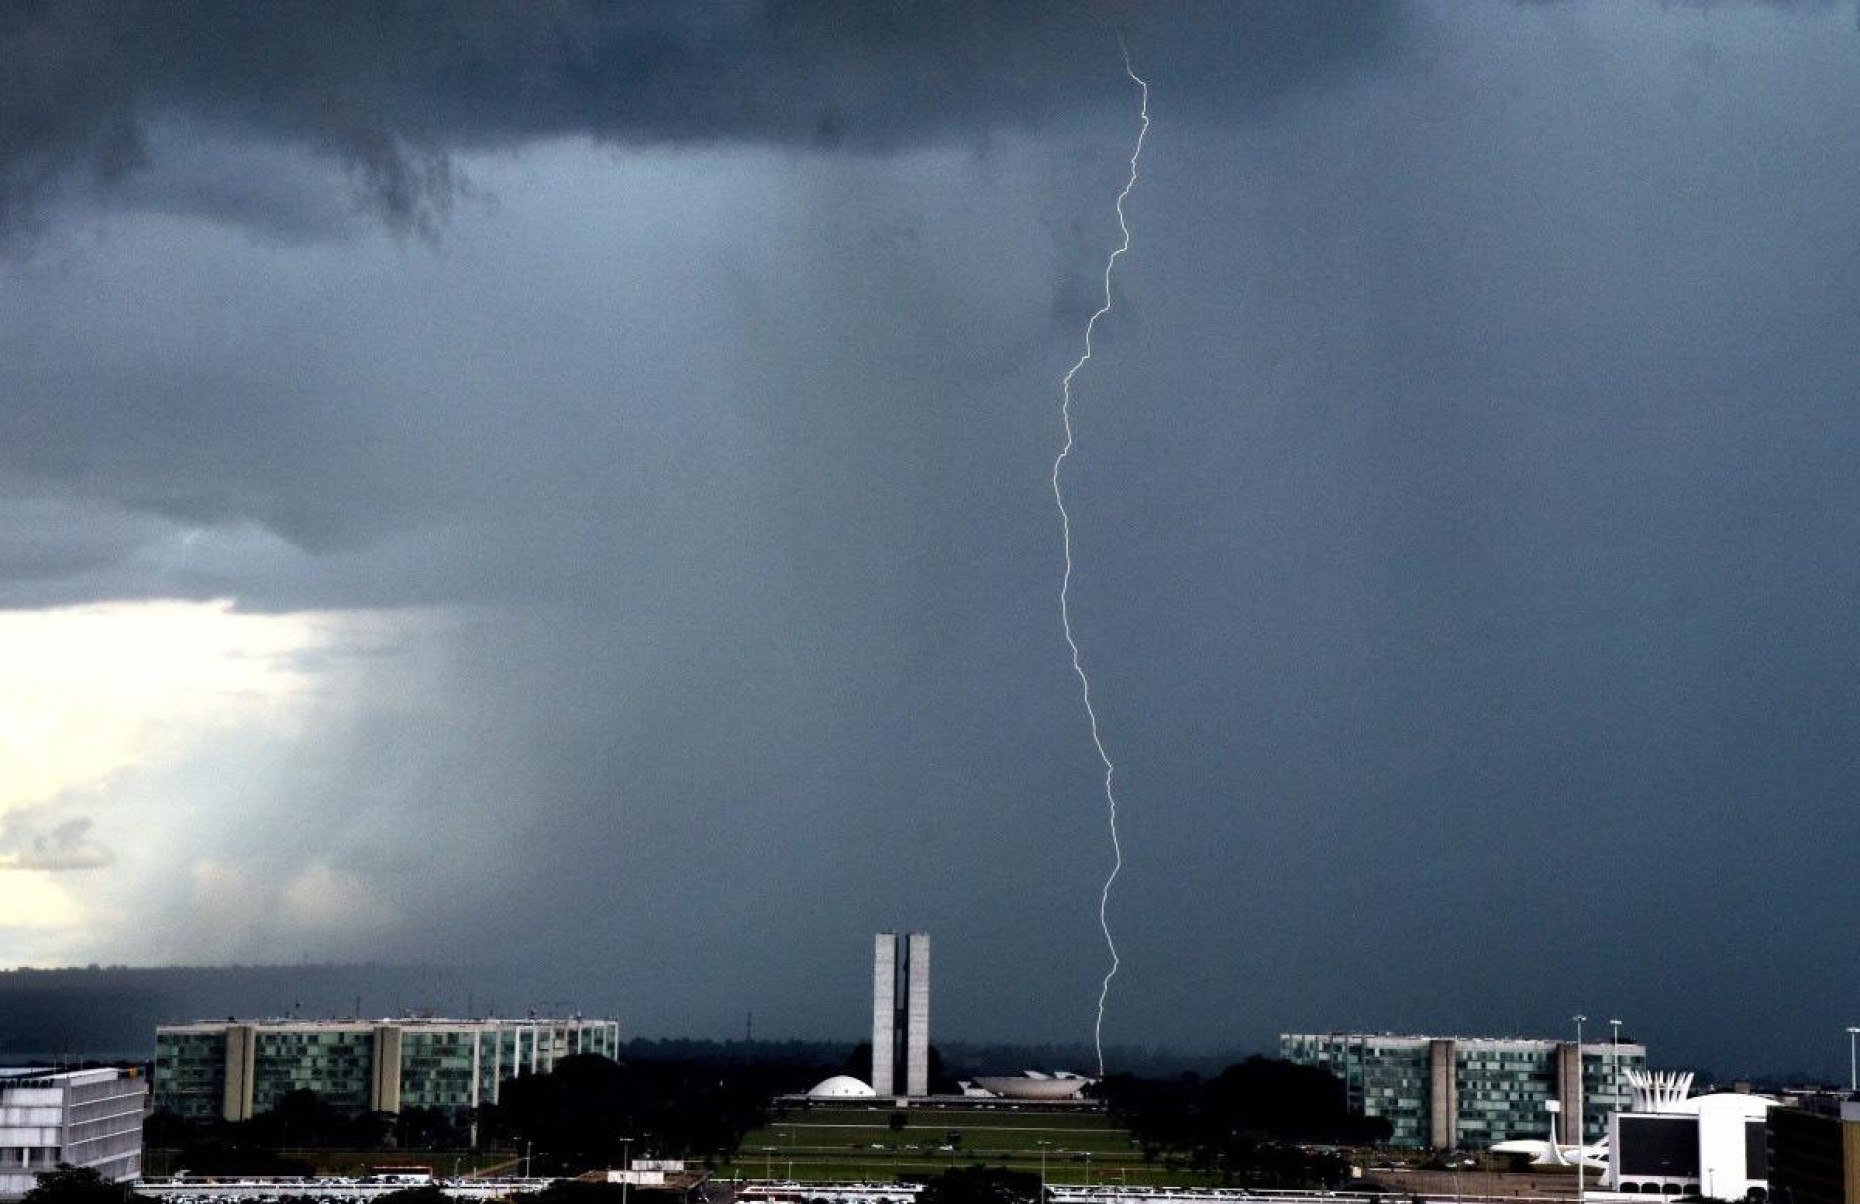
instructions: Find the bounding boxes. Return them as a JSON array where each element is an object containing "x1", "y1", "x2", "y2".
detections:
[
  {"x1": 1847, "y1": 1028, "x2": 1859, "y2": 1093},
  {"x1": 1037, "y1": 1141, "x2": 1051, "y2": 1200},
  {"x1": 1574, "y1": 1015, "x2": 1588, "y2": 1204},
  {"x1": 619, "y1": 1137, "x2": 633, "y2": 1204},
  {"x1": 1609, "y1": 1019, "x2": 1623, "y2": 1120}
]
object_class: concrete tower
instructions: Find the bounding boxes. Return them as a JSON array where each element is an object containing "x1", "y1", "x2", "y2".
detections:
[
  {"x1": 903, "y1": 931, "x2": 930, "y2": 1096},
  {"x1": 871, "y1": 931, "x2": 930, "y2": 1097},
  {"x1": 871, "y1": 933, "x2": 897, "y2": 1096}
]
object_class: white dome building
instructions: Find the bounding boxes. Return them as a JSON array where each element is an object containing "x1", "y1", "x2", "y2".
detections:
[{"x1": 806, "y1": 1074, "x2": 877, "y2": 1099}]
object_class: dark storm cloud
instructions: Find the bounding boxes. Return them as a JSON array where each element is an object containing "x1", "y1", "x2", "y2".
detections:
[
  {"x1": 0, "y1": 1, "x2": 1397, "y2": 238},
  {"x1": 4, "y1": 0, "x2": 1859, "y2": 1082}
]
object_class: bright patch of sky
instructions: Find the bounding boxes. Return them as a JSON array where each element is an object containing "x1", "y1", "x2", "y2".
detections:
[{"x1": 0, "y1": 600, "x2": 444, "y2": 963}]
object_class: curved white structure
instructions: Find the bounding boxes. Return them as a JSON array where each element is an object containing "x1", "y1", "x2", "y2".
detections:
[
  {"x1": 972, "y1": 1073, "x2": 1091, "y2": 1100},
  {"x1": 1489, "y1": 1137, "x2": 1608, "y2": 1170},
  {"x1": 806, "y1": 1075, "x2": 877, "y2": 1099},
  {"x1": 1625, "y1": 1068, "x2": 1695, "y2": 1114}
]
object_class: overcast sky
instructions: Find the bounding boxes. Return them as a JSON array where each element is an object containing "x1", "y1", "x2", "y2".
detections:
[{"x1": 3, "y1": 1, "x2": 1858, "y2": 1081}]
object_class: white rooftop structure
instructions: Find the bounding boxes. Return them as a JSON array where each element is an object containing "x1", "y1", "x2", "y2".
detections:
[
  {"x1": 972, "y1": 1072, "x2": 1092, "y2": 1101},
  {"x1": 1625, "y1": 1068, "x2": 1696, "y2": 1113},
  {"x1": 806, "y1": 1075, "x2": 877, "y2": 1099},
  {"x1": 1602, "y1": 1078, "x2": 1775, "y2": 1202}
]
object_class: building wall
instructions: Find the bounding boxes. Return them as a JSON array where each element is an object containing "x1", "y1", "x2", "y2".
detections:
[
  {"x1": 1555, "y1": 1042, "x2": 1584, "y2": 1147},
  {"x1": 1768, "y1": 1102, "x2": 1860, "y2": 1204},
  {"x1": 0, "y1": 1069, "x2": 146, "y2": 1202},
  {"x1": 872, "y1": 934, "x2": 897, "y2": 1097},
  {"x1": 905, "y1": 932, "x2": 930, "y2": 1098},
  {"x1": 1279, "y1": 1032, "x2": 1646, "y2": 1149},
  {"x1": 1429, "y1": 1041, "x2": 1458, "y2": 1149},
  {"x1": 153, "y1": 1018, "x2": 620, "y2": 1121},
  {"x1": 399, "y1": 1029, "x2": 475, "y2": 1113},
  {"x1": 153, "y1": 1031, "x2": 227, "y2": 1120},
  {"x1": 1458, "y1": 1039, "x2": 1561, "y2": 1150},
  {"x1": 371, "y1": 1024, "x2": 403, "y2": 1114},
  {"x1": 224, "y1": 1024, "x2": 256, "y2": 1122},
  {"x1": 249, "y1": 1024, "x2": 373, "y2": 1116},
  {"x1": 1606, "y1": 1096, "x2": 1771, "y2": 1200}
]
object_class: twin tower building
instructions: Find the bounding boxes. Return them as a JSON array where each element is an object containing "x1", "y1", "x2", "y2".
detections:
[{"x1": 872, "y1": 931, "x2": 930, "y2": 1097}]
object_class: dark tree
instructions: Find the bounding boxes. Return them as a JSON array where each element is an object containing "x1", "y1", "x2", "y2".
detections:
[
  {"x1": 919, "y1": 1167, "x2": 1041, "y2": 1204},
  {"x1": 395, "y1": 1106, "x2": 467, "y2": 1150},
  {"x1": 1102, "y1": 1058, "x2": 1388, "y2": 1188},
  {"x1": 530, "y1": 1183, "x2": 631, "y2": 1204},
  {"x1": 22, "y1": 1165, "x2": 136, "y2": 1204},
  {"x1": 170, "y1": 1140, "x2": 315, "y2": 1178},
  {"x1": 491, "y1": 1052, "x2": 798, "y2": 1173},
  {"x1": 1200, "y1": 1057, "x2": 1391, "y2": 1144},
  {"x1": 374, "y1": 1189, "x2": 449, "y2": 1204},
  {"x1": 246, "y1": 1090, "x2": 334, "y2": 1147}
]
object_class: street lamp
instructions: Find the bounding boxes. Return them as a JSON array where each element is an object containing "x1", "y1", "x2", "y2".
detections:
[
  {"x1": 1574, "y1": 1015, "x2": 1588, "y2": 1204},
  {"x1": 1609, "y1": 1020, "x2": 1623, "y2": 1118},
  {"x1": 619, "y1": 1137, "x2": 633, "y2": 1204},
  {"x1": 1037, "y1": 1141, "x2": 1052, "y2": 1200},
  {"x1": 1846, "y1": 1027, "x2": 1859, "y2": 1093}
]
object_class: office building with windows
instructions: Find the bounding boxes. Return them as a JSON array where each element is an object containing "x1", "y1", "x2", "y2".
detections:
[
  {"x1": 1280, "y1": 1031, "x2": 1646, "y2": 1149},
  {"x1": 0, "y1": 1067, "x2": 146, "y2": 1201},
  {"x1": 1767, "y1": 1095, "x2": 1860, "y2": 1204},
  {"x1": 153, "y1": 1017, "x2": 619, "y2": 1122}
]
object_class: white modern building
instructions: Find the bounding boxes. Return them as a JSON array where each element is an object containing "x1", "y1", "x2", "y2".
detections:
[
  {"x1": 1599, "y1": 1071, "x2": 1775, "y2": 1201},
  {"x1": 0, "y1": 1067, "x2": 146, "y2": 1201}
]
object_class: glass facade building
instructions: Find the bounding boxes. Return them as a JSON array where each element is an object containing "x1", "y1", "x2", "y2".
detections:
[
  {"x1": 1280, "y1": 1031, "x2": 1646, "y2": 1149},
  {"x1": 153, "y1": 1018, "x2": 619, "y2": 1122}
]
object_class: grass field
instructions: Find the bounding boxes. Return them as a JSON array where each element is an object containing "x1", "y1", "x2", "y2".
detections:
[{"x1": 720, "y1": 1106, "x2": 1201, "y2": 1186}]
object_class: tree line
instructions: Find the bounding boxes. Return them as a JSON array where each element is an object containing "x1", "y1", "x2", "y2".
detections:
[{"x1": 1102, "y1": 1056, "x2": 1393, "y2": 1187}]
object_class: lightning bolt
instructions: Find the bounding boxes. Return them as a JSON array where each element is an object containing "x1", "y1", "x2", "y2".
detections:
[{"x1": 1051, "y1": 43, "x2": 1148, "y2": 1080}]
